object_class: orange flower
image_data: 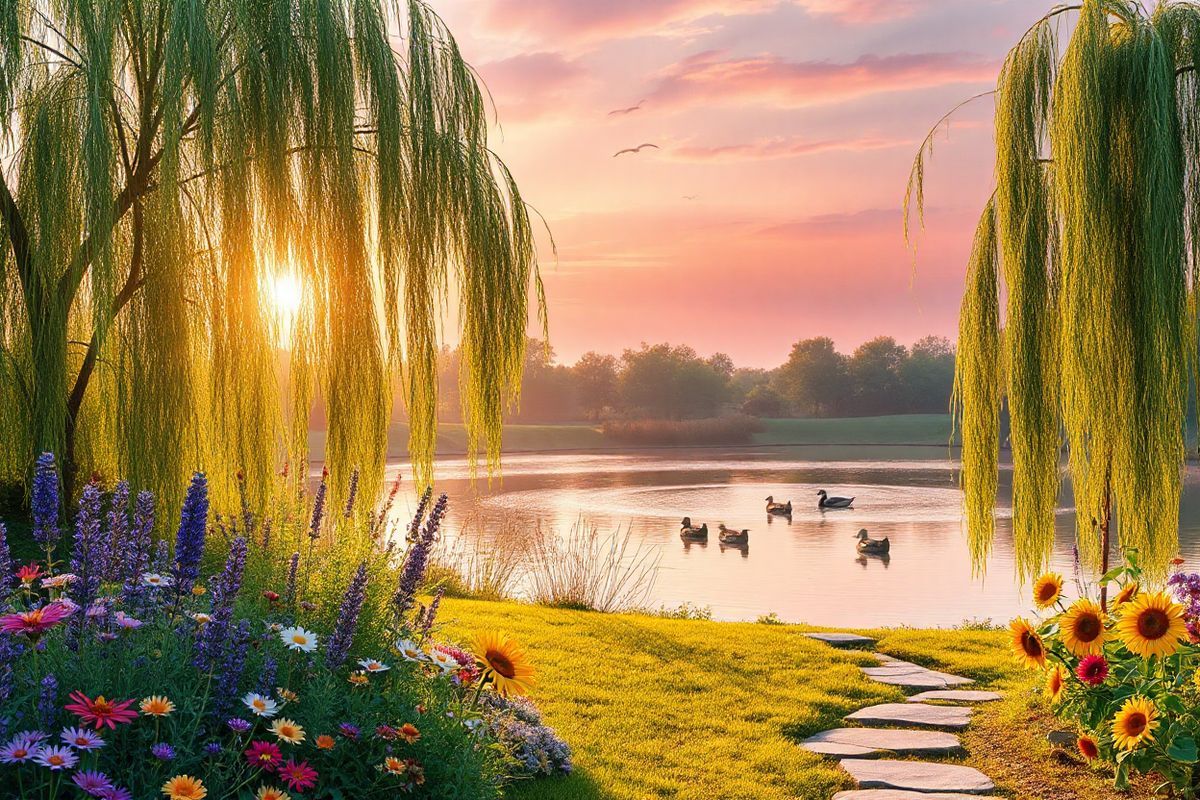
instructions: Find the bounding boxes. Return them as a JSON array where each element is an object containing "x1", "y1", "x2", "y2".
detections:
[
  {"x1": 1078, "y1": 735, "x2": 1099, "y2": 761},
  {"x1": 162, "y1": 775, "x2": 206, "y2": 800},
  {"x1": 315, "y1": 735, "x2": 335, "y2": 751},
  {"x1": 348, "y1": 672, "x2": 369, "y2": 687},
  {"x1": 382, "y1": 756, "x2": 406, "y2": 775},
  {"x1": 398, "y1": 723, "x2": 420, "y2": 744},
  {"x1": 140, "y1": 696, "x2": 175, "y2": 717}
]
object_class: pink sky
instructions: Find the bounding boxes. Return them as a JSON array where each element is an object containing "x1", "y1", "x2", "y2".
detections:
[{"x1": 436, "y1": 0, "x2": 1049, "y2": 368}]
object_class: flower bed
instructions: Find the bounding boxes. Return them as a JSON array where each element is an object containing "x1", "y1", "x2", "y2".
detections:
[
  {"x1": 0, "y1": 454, "x2": 569, "y2": 799},
  {"x1": 1012, "y1": 552, "x2": 1200, "y2": 795}
]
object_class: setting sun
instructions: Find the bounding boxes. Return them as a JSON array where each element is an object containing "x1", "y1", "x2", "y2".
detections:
[{"x1": 268, "y1": 271, "x2": 303, "y2": 317}]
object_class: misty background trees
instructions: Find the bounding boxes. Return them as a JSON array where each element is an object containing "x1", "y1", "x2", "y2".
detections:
[{"x1": 424, "y1": 335, "x2": 956, "y2": 424}]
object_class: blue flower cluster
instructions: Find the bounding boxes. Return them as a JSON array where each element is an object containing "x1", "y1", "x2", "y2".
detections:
[{"x1": 482, "y1": 694, "x2": 572, "y2": 777}]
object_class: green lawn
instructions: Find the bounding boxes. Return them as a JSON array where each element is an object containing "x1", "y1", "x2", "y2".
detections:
[{"x1": 441, "y1": 600, "x2": 1148, "y2": 800}]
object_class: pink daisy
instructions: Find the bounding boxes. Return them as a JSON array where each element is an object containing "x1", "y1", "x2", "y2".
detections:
[
  {"x1": 64, "y1": 692, "x2": 138, "y2": 730},
  {"x1": 0, "y1": 602, "x2": 73, "y2": 640}
]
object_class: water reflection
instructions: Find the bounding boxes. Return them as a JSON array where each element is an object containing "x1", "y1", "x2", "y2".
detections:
[{"x1": 379, "y1": 446, "x2": 1200, "y2": 628}]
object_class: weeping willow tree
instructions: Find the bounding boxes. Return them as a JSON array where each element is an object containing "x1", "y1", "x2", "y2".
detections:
[
  {"x1": 907, "y1": 0, "x2": 1200, "y2": 581},
  {"x1": 0, "y1": 0, "x2": 543, "y2": 513}
]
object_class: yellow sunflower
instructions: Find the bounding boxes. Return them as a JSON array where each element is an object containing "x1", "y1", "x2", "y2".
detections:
[
  {"x1": 1032, "y1": 573, "x2": 1064, "y2": 609},
  {"x1": 474, "y1": 632, "x2": 536, "y2": 697},
  {"x1": 1044, "y1": 665, "x2": 1067, "y2": 704},
  {"x1": 1060, "y1": 599, "x2": 1107, "y2": 657},
  {"x1": 1112, "y1": 581, "x2": 1139, "y2": 607},
  {"x1": 1111, "y1": 696, "x2": 1158, "y2": 751},
  {"x1": 1009, "y1": 618, "x2": 1047, "y2": 670},
  {"x1": 1115, "y1": 591, "x2": 1188, "y2": 659}
]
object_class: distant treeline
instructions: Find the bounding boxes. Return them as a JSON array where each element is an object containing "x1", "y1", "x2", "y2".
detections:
[{"x1": 429, "y1": 335, "x2": 954, "y2": 424}]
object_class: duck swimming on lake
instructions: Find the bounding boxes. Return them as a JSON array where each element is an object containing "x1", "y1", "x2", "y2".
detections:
[
  {"x1": 718, "y1": 524, "x2": 749, "y2": 545},
  {"x1": 855, "y1": 528, "x2": 890, "y2": 554},
  {"x1": 765, "y1": 496, "x2": 792, "y2": 515},
  {"x1": 817, "y1": 489, "x2": 854, "y2": 509},
  {"x1": 680, "y1": 517, "x2": 708, "y2": 541}
]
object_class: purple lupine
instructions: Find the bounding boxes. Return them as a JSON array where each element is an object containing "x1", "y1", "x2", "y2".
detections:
[
  {"x1": 325, "y1": 562, "x2": 369, "y2": 668},
  {"x1": 120, "y1": 492, "x2": 155, "y2": 609},
  {"x1": 104, "y1": 482, "x2": 130, "y2": 582},
  {"x1": 37, "y1": 675, "x2": 58, "y2": 728},
  {"x1": 172, "y1": 473, "x2": 209, "y2": 596},
  {"x1": 405, "y1": 488, "x2": 433, "y2": 543},
  {"x1": 66, "y1": 484, "x2": 104, "y2": 649},
  {"x1": 392, "y1": 492, "x2": 447, "y2": 621},
  {"x1": 31, "y1": 452, "x2": 60, "y2": 554},
  {"x1": 420, "y1": 586, "x2": 445, "y2": 637},
  {"x1": 0, "y1": 633, "x2": 20, "y2": 707},
  {"x1": 211, "y1": 621, "x2": 252, "y2": 720},
  {"x1": 152, "y1": 539, "x2": 170, "y2": 574},
  {"x1": 256, "y1": 654, "x2": 278, "y2": 695},
  {"x1": 0, "y1": 523, "x2": 14, "y2": 605},
  {"x1": 195, "y1": 537, "x2": 247, "y2": 670},
  {"x1": 343, "y1": 469, "x2": 359, "y2": 518},
  {"x1": 284, "y1": 552, "x2": 300, "y2": 604},
  {"x1": 308, "y1": 470, "x2": 328, "y2": 541}
]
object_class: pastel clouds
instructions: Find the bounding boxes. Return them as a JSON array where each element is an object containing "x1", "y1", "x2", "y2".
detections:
[
  {"x1": 476, "y1": 0, "x2": 781, "y2": 43},
  {"x1": 647, "y1": 50, "x2": 1000, "y2": 109},
  {"x1": 476, "y1": 52, "x2": 588, "y2": 120},
  {"x1": 670, "y1": 134, "x2": 909, "y2": 162},
  {"x1": 794, "y1": 0, "x2": 927, "y2": 24}
]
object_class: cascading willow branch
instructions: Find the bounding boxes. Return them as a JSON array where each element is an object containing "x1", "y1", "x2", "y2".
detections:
[
  {"x1": 908, "y1": 0, "x2": 1200, "y2": 579},
  {"x1": 0, "y1": 0, "x2": 543, "y2": 514}
]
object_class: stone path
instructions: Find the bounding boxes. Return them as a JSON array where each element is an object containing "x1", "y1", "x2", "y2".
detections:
[{"x1": 800, "y1": 634, "x2": 1001, "y2": 798}]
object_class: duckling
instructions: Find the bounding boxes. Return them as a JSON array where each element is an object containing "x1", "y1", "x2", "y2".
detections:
[
  {"x1": 680, "y1": 517, "x2": 708, "y2": 541},
  {"x1": 854, "y1": 528, "x2": 890, "y2": 554},
  {"x1": 765, "y1": 495, "x2": 793, "y2": 515},
  {"x1": 718, "y1": 523, "x2": 749, "y2": 545},
  {"x1": 817, "y1": 489, "x2": 855, "y2": 509}
]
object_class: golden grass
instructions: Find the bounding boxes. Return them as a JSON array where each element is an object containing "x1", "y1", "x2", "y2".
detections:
[{"x1": 442, "y1": 602, "x2": 1158, "y2": 800}]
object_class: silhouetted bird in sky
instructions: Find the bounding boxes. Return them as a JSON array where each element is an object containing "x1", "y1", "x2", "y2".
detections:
[
  {"x1": 613, "y1": 143, "x2": 659, "y2": 157},
  {"x1": 608, "y1": 99, "x2": 645, "y2": 116},
  {"x1": 683, "y1": 194, "x2": 698, "y2": 200}
]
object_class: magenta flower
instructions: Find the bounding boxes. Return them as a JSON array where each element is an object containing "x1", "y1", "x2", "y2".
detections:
[
  {"x1": 0, "y1": 601, "x2": 73, "y2": 640},
  {"x1": 1076, "y1": 654, "x2": 1109, "y2": 686},
  {"x1": 71, "y1": 770, "x2": 114, "y2": 795},
  {"x1": 64, "y1": 692, "x2": 138, "y2": 729}
]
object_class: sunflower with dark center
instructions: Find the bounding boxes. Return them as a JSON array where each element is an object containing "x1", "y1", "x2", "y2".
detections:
[
  {"x1": 1032, "y1": 573, "x2": 1063, "y2": 609},
  {"x1": 1077, "y1": 734, "x2": 1100, "y2": 761},
  {"x1": 1060, "y1": 598, "x2": 1107, "y2": 656},
  {"x1": 1043, "y1": 666, "x2": 1067, "y2": 703},
  {"x1": 1009, "y1": 618, "x2": 1046, "y2": 669},
  {"x1": 1111, "y1": 696, "x2": 1158, "y2": 751},
  {"x1": 473, "y1": 631, "x2": 535, "y2": 697},
  {"x1": 1115, "y1": 591, "x2": 1188, "y2": 658}
]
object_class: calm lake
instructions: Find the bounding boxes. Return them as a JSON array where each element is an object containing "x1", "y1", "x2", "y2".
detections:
[{"x1": 384, "y1": 446, "x2": 1200, "y2": 628}]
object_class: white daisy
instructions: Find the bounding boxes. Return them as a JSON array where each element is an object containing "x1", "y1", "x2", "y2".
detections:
[
  {"x1": 40, "y1": 573, "x2": 76, "y2": 589},
  {"x1": 279, "y1": 626, "x2": 318, "y2": 653},
  {"x1": 395, "y1": 639, "x2": 426, "y2": 662},
  {"x1": 142, "y1": 573, "x2": 174, "y2": 588},
  {"x1": 429, "y1": 650, "x2": 458, "y2": 672},
  {"x1": 358, "y1": 658, "x2": 389, "y2": 673},
  {"x1": 242, "y1": 692, "x2": 279, "y2": 718}
]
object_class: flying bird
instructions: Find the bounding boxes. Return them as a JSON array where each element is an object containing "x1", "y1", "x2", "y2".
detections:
[
  {"x1": 683, "y1": 194, "x2": 699, "y2": 200},
  {"x1": 608, "y1": 99, "x2": 646, "y2": 116},
  {"x1": 613, "y1": 143, "x2": 659, "y2": 158}
]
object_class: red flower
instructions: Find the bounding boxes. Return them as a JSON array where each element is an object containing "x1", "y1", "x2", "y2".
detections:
[
  {"x1": 16, "y1": 563, "x2": 42, "y2": 585},
  {"x1": 244, "y1": 740, "x2": 283, "y2": 772},
  {"x1": 262, "y1": 591, "x2": 280, "y2": 602},
  {"x1": 64, "y1": 692, "x2": 138, "y2": 730},
  {"x1": 397, "y1": 723, "x2": 420, "y2": 744},
  {"x1": 278, "y1": 758, "x2": 318, "y2": 792},
  {"x1": 1076, "y1": 655, "x2": 1109, "y2": 687},
  {"x1": 1078, "y1": 734, "x2": 1100, "y2": 761},
  {"x1": 0, "y1": 602, "x2": 72, "y2": 640}
]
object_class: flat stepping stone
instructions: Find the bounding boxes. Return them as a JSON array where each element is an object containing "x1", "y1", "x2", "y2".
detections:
[
  {"x1": 801, "y1": 728, "x2": 962, "y2": 759},
  {"x1": 845, "y1": 703, "x2": 972, "y2": 730},
  {"x1": 834, "y1": 791, "x2": 991, "y2": 799},
  {"x1": 839, "y1": 759, "x2": 994, "y2": 795},
  {"x1": 908, "y1": 690, "x2": 1002, "y2": 704},
  {"x1": 807, "y1": 632, "x2": 875, "y2": 649},
  {"x1": 860, "y1": 661, "x2": 974, "y2": 690}
]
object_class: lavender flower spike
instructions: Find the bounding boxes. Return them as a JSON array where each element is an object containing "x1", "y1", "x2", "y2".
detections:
[
  {"x1": 421, "y1": 586, "x2": 445, "y2": 637},
  {"x1": 172, "y1": 473, "x2": 209, "y2": 595},
  {"x1": 37, "y1": 674, "x2": 58, "y2": 728},
  {"x1": 31, "y1": 452, "x2": 60, "y2": 553},
  {"x1": 67, "y1": 484, "x2": 104, "y2": 648},
  {"x1": 308, "y1": 469, "x2": 328, "y2": 541},
  {"x1": 195, "y1": 537, "x2": 248, "y2": 670},
  {"x1": 344, "y1": 469, "x2": 359, "y2": 518},
  {"x1": 0, "y1": 523, "x2": 14, "y2": 605},
  {"x1": 104, "y1": 482, "x2": 130, "y2": 582},
  {"x1": 325, "y1": 562, "x2": 369, "y2": 668},
  {"x1": 121, "y1": 492, "x2": 155, "y2": 608},
  {"x1": 393, "y1": 492, "x2": 448, "y2": 620},
  {"x1": 284, "y1": 552, "x2": 300, "y2": 604}
]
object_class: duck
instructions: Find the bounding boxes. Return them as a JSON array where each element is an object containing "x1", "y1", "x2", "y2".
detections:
[
  {"x1": 718, "y1": 524, "x2": 749, "y2": 545},
  {"x1": 680, "y1": 517, "x2": 709, "y2": 541},
  {"x1": 855, "y1": 528, "x2": 890, "y2": 554},
  {"x1": 817, "y1": 489, "x2": 855, "y2": 509},
  {"x1": 765, "y1": 496, "x2": 793, "y2": 515}
]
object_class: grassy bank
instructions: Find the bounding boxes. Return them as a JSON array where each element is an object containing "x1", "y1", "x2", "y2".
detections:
[
  {"x1": 308, "y1": 414, "x2": 957, "y2": 461},
  {"x1": 442, "y1": 599, "x2": 1143, "y2": 800}
]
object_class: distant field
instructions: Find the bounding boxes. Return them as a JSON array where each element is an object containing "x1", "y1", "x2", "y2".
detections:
[{"x1": 308, "y1": 414, "x2": 957, "y2": 460}]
